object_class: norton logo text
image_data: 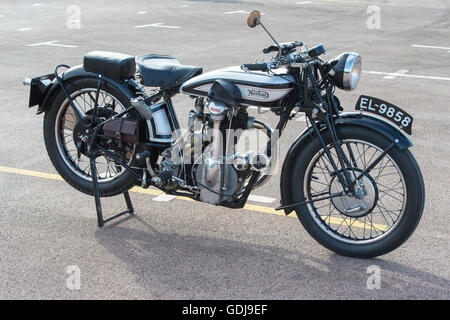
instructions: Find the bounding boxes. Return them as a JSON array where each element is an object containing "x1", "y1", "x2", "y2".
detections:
[{"x1": 247, "y1": 89, "x2": 269, "y2": 99}]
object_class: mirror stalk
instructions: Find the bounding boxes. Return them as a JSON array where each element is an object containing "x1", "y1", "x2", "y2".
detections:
[{"x1": 257, "y1": 19, "x2": 283, "y2": 58}]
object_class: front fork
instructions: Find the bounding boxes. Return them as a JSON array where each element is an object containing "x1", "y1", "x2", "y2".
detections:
[
  {"x1": 308, "y1": 109, "x2": 398, "y2": 199},
  {"x1": 307, "y1": 113, "x2": 353, "y2": 191},
  {"x1": 276, "y1": 112, "x2": 358, "y2": 211}
]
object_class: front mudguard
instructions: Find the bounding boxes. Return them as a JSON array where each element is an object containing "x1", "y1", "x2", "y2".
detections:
[
  {"x1": 30, "y1": 65, "x2": 138, "y2": 114},
  {"x1": 279, "y1": 112, "x2": 413, "y2": 215}
]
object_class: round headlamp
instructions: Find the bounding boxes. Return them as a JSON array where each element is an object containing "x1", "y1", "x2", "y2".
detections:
[{"x1": 330, "y1": 52, "x2": 361, "y2": 91}]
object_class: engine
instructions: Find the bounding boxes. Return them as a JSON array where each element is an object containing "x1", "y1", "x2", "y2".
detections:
[
  {"x1": 194, "y1": 100, "x2": 242, "y2": 204},
  {"x1": 153, "y1": 84, "x2": 271, "y2": 205}
]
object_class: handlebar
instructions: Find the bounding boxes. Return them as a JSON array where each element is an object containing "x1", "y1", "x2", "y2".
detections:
[
  {"x1": 262, "y1": 41, "x2": 303, "y2": 55},
  {"x1": 242, "y1": 42, "x2": 324, "y2": 72},
  {"x1": 262, "y1": 45, "x2": 278, "y2": 54}
]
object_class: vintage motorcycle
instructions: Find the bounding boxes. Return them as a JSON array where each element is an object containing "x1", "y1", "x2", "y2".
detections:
[{"x1": 24, "y1": 10, "x2": 424, "y2": 258}]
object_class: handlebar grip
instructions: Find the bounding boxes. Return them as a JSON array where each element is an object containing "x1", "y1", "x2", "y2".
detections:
[
  {"x1": 263, "y1": 42, "x2": 303, "y2": 54},
  {"x1": 242, "y1": 63, "x2": 268, "y2": 72},
  {"x1": 262, "y1": 45, "x2": 279, "y2": 54}
]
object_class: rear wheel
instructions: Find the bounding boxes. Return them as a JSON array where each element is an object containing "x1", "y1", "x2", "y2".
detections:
[
  {"x1": 44, "y1": 78, "x2": 138, "y2": 197},
  {"x1": 289, "y1": 126, "x2": 425, "y2": 258}
]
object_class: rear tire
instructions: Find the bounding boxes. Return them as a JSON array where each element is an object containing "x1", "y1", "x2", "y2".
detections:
[
  {"x1": 289, "y1": 126, "x2": 425, "y2": 258},
  {"x1": 43, "y1": 78, "x2": 137, "y2": 197}
]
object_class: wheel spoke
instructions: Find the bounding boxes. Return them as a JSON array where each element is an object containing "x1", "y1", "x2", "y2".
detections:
[
  {"x1": 56, "y1": 89, "x2": 129, "y2": 183},
  {"x1": 304, "y1": 138, "x2": 406, "y2": 243},
  {"x1": 376, "y1": 181, "x2": 404, "y2": 197}
]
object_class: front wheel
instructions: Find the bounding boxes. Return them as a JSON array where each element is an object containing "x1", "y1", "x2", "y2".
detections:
[{"x1": 289, "y1": 126, "x2": 425, "y2": 258}]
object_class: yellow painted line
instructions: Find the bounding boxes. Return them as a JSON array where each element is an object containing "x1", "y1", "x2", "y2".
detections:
[
  {"x1": 0, "y1": 165, "x2": 388, "y2": 231},
  {"x1": 243, "y1": 203, "x2": 286, "y2": 216},
  {"x1": 0, "y1": 165, "x2": 63, "y2": 181},
  {"x1": 176, "y1": 195, "x2": 196, "y2": 202},
  {"x1": 322, "y1": 216, "x2": 387, "y2": 232},
  {"x1": 129, "y1": 186, "x2": 162, "y2": 196}
]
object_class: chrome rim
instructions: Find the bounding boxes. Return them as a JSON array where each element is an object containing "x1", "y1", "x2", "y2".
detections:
[
  {"x1": 303, "y1": 139, "x2": 407, "y2": 244},
  {"x1": 55, "y1": 88, "x2": 129, "y2": 183}
]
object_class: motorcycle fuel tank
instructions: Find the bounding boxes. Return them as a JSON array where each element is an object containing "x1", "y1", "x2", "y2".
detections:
[{"x1": 180, "y1": 66, "x2": 296, "y2": 108}]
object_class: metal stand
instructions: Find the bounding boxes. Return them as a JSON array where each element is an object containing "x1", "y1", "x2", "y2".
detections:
[
  {"x1": 89, "y1": 154, "x2": 134, "y2": 228},
  {"x1": 55, "y1": 67, "x2": 136, "y2": 228}
]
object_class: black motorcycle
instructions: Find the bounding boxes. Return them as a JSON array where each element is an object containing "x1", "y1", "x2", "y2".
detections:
[{"x1": 24, "y1": 10, "x2": 425, "y2": 258}]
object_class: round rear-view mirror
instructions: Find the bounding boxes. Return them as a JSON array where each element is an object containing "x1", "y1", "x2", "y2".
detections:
[{"x1": 247, "y1": 10, "x2": 261, "y2": 28}]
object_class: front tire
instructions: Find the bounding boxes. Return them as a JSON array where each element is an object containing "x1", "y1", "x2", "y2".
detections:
[{"x1": 289, "y1": 126, "x2": 425, "y2": 258}]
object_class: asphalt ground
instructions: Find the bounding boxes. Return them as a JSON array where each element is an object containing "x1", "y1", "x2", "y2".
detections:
[{"x1": 0, "y1": 0, "x2": 449, "y2": 299}]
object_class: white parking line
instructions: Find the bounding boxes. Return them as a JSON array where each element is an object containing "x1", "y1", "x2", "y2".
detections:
[
  {"x1": 26, "y1": 40, "x2": 78, "y2": 48},
  {"x1": 248, "y1": 195, "x2": 277, "y2": 204},
  {"x1": 32, "y1": 3, "x2": 42, "y2": 6},
  {"x1": 134, "y1": 23, "x2": 181, "y2": 29},
  {"x1": 225, "y1": 10, "x2": 248, "y2": 14},
  {"x1": 18, "y1": 28, "x2": 32, "y2": 32},
  {"x1": 152, "y1": 194, "x2": 177, "y2": 202},
  {"x1": 0, "y1": 15, "x2": 4, "y2": 18},
  {"x1": 363, "y1": 70, "x2": 450, "y2": 81},
  {"x1": 296, "y1": 1, "x2": 313, "y2": 4},
  {"x1": 412, "y1": 44, "x2": 450, "y2": 51},
  {"x1": 383, "y1": 69, "x2": 408, "y2": 80},
  {"x1": 225, "y1": 10, "x2": 265, "y2": 15},
  {"x1": 137, "y1": 11, "x2": 148, "y2": 14}
]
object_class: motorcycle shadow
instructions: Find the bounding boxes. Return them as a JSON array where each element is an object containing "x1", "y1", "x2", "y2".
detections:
[{"x1": 95, "y1": 215, "x2": 450, "y2": 299}]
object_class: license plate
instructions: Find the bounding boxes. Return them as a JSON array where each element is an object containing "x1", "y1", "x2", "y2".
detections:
[{"x1": 355, "y1": 95, "x2": 413, "y2": 135}]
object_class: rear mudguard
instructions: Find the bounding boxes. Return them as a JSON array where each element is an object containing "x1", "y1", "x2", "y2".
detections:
[
  {"x1": 279, "y1": 112, "x2": 413, "y2": 215},
  {"x1": 30, "y1": 65, "x2": 138, "y2": 114}
]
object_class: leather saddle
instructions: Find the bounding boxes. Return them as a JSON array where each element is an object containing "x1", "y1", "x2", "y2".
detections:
[
  {"x1": 136, "y1": 54, "x2": 203, "y2": 88},
  {"x1": 84, "y1": 51, "x2": 136, "y2": 82},
  {"x1": 83, "y1": 51, "x2": 202, "y2": 88}
]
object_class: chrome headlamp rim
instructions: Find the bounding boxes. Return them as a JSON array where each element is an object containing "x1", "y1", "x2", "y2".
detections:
[
  {"x1": 330, "y1": 52, "x2": 362, "y2": 91},
  {"x1": 343, "y1": 52, "x2": 361, "y2": 91}
]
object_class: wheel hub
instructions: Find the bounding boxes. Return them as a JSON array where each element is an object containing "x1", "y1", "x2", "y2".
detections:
[
  {"x1": 72, "y1": 107, "x2": 117, "y2": 157},
  {"x1": 73, "y1": 119, "x2": 91, "y2": 156},
  {"x1": 329, "y1": 169, "x2": 378, "y2": 218}
]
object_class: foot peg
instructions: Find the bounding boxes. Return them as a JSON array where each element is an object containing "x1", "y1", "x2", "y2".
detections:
[
  {"x1": 151, "y1": 168, "x2": 173, "y2": 187},
  {"x1": 135, "y1": 150, "x2": 151, "y2": 160}
]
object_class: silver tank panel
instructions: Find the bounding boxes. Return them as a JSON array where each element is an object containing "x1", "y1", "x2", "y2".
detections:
[{"x1": 180, "y1": 66, "x2": 296, "y2": 107}]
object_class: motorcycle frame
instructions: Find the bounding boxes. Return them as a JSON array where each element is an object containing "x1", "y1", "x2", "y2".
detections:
[
  {"x1": 45, "y1": 59, "x2": 410, "y2": 225},
  {"x1": 52, "y1": 61, "x2": 349, "y2": 202}
]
